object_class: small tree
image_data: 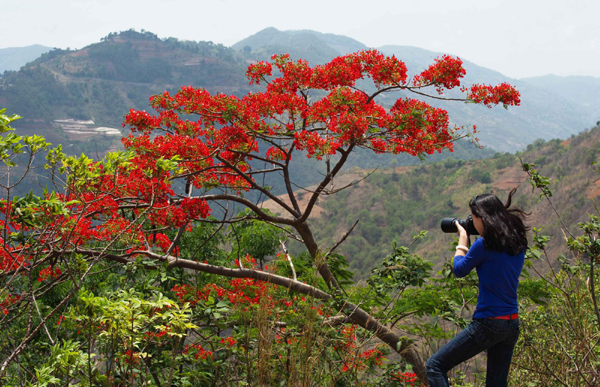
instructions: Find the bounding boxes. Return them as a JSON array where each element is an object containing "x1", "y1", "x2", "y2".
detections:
[{"x1": 0, "y1": 50, "x2": 519, "y2": 384}]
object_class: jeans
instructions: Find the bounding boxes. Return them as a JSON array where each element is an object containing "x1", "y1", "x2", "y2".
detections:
[{"x1": 426, "y1": 318, "x2": 520, "y2": 387}]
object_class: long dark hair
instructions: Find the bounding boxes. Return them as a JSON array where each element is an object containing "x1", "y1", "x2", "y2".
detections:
[{"x1": 469, "y1": 188, "x2": 530, "y2": 255}]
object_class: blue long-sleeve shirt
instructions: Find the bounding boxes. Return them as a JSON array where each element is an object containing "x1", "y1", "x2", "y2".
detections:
[{"x1": 453, "y1": 237, "x2": 525, "y2": 318}]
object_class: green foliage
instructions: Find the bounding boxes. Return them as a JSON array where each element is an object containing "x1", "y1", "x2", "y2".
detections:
[
  {"x1": 230, "y1": 209, "x2": 287, "y2": 267},
  {"x1": 507, "y1": 167, "x2": 600, "y2": 386},
  {"x1": 31, "y1": 340, "x2": 98, "y2": 386},
  {"x1": 568, "y1": 213, "x2": 600, "y2": 257},
  {"x1": 0, "y1": 108, "x2": 51, "y2": 167},
  {"x1": 467, "y1": 167, "x2": 491, "y2": 183},
  {"x1": 369, "y1": 240, "x2": 433, "y2": 296},
  {"x1": 521, "y1": 160, "x2": 552, "y2": 198}
]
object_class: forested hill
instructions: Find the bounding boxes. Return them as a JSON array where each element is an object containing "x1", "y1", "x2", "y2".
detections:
[
  {"x1": 0, "y1": 30, "x2": 249, "y2": 127},
  {"x1": 0, "y1": 30, "x2": 250, "y2": 156},
  {"x1": 261, "y1": 126, "x2": 600, "y2": 279}
]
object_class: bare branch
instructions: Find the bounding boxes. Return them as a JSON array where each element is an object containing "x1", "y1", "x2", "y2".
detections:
[
  {"x1": 324, "y1": 220, "x2": 359, "y2": 260},
  {"x1": 279, "y1": 240, "x2": 296, "y2": 281}
]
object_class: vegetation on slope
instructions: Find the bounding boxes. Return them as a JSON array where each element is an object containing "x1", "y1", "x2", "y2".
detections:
[
  {"x1": 0, "y1": 30, "x2": 249, "y2": 129},
  {"x1": 299, "y1": 126, "x2": 600, "y2": 279}
]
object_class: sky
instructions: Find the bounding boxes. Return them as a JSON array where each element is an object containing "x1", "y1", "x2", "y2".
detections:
[{"x1": 2, "y1": 0, "x2": 598, "y2": 79}]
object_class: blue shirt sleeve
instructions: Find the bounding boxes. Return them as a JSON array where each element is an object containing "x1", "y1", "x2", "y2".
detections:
[{"x1": 453, "y1": 238, "x2": 486, "y2": 277}]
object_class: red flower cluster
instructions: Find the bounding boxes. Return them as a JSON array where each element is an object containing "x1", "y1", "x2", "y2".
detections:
[
  {"x1": 265, "y1": 146, "x2": 288, "y2": 162},
  {"x1": 246, "y1": 61, "x2": 273, "y2": 85},
  {"x1": 183, "y1": 343, "x2": 213, "y2": 360},
  {"x1": 413, "y1": 55, "x2": 466, "y2": 94},
  {"x1": 144, "y1": 326, "x2": 170, "y2": 341},
  {"x1": 170, "y1": 255, "x2": 276, "y2": 307},
  {"x1": 220, "y1": 336, "x2": 236, "y2": 347},
  {"x1": 387, "y1": 98, "x2": 451, "y2": 156},
  {"x1": 466, "y1": 82, "x2": 521, "y2": 107},
  {"x1": 0, "y1": 294, "x2": 20, "y2": 315},
  {"x1": 172, "y1": 283, "x2": 225, "y2": 306},
  {"x1": 394, "y1": 371, "x2": 418, "y2": 386},
  {"x1": 0, "y1": 246, "x2": 23, "y2": 273},
  {"x1": 38, "y1": 266, "x2": 62, "y2": 282},
  {"x1": 360, "y1": 348, "x2": 385, "y2": 366},
  {"x1": 124, "y1": 349, "x2": 140, "y2": 365}
]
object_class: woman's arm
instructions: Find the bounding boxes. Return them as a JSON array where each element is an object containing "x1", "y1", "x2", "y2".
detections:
[
  {"x1": 454, "y1": 221, "x2": 469, "y2": 257},
  {"x1": 453, "y1": 221, "x2": 485, "y2": 277}
]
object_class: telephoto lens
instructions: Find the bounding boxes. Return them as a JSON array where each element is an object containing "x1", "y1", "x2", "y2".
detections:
[{"x1": 440, "y1": 215, "x2": 479, "y2": 235}]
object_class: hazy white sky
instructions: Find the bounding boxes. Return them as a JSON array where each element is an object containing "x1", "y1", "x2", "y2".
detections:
[{"x1": 2, "y1": 0, "x2": 598, "y2": 79}]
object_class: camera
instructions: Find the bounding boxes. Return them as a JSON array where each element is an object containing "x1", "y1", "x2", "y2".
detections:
[{"x1": 440, "y1": 215, "x2": 480, "y2": 235}]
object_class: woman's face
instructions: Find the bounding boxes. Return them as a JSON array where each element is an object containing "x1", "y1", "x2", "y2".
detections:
[{"x1": 472, "y1": 214, "x2": 485, "y2": 236}]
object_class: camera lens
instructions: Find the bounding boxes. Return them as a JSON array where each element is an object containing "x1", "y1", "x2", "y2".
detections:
[
  {"x1": 440, "y1": 218, "x2": 458, "y2": 233},
  {"x1": 440, "y1": 216, "x2": 480, "y2": 235}
]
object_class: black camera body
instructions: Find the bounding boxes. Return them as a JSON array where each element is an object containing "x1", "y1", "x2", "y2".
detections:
[{"x1": 440, "y1": 215, "x2": 480, "y2": 235}]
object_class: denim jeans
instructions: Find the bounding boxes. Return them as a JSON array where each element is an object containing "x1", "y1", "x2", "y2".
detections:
[{"x1": 426, "y1": 318, "x2": 520, "y2": 387}]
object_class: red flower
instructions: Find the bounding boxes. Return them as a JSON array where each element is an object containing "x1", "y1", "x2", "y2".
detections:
[{"x1": 38, "y1": 266, "x2": 62, "y2": 282}]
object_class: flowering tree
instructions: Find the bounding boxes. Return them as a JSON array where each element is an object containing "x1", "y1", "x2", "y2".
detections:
[{"x1": 0, "y1": 50, "x2": 519, "y2": 385}]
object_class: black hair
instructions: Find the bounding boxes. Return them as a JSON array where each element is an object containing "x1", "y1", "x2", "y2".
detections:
[{"x1": 469, "y1": 188, "x2": 530, "y2": 255}]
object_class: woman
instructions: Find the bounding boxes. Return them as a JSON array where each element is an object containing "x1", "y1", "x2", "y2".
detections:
[{"x1": 426, "y1": 189, "x2": 529, "y2": 387}]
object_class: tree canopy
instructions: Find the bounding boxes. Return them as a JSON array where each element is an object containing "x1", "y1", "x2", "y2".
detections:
[{"x1": 0, "y1": 50, "x2": 521, "y2": 385}]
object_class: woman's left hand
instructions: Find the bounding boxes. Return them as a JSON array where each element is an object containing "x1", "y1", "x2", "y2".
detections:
[{"x1": 455, "y1": 220, "x2": 469, "y2": 249}]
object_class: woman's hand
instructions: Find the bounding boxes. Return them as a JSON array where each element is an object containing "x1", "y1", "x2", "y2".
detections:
[
  {"x1": 455, "y1": 221, "x2": 468, "y2": 238},
  {"x1": 455, "y1": 220, "x2": 469, "y2": 255}
]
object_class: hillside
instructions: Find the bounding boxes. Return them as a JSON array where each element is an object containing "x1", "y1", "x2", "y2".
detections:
[
  {"x1": 0, "y1": 44, "x2": 52, "y2": 73},
  {"x1": 0, "y1": 30, "x2": 250, "y2": 156},
  {"x1": 260, "y1": 126, "x2": 600, "y2": 279}
]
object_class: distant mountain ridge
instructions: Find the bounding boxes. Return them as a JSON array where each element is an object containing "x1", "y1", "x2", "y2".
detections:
[
  {"x1": 520, "y1": 74, "x2": 600, "y2": 121},
  {"x1": 0, "y1": 45, "x2": 52, "y2": 73},
  {"x1": 0, "y1": 27, "x2": 597, "y2": 156},
  {"x1": 232, "y1": 27, "x2": 367, "y2": 64}
]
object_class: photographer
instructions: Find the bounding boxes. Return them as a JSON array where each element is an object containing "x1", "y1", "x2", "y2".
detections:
[{"x1": 426, "y1": 189, "x2": 529, "y2": 387}]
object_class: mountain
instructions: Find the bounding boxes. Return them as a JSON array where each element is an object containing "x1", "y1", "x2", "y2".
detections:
[
  {"x1": 232, "y1": 27, "x2": 367, "y2": 65},
  {"x1": 261, "y1": 125, "x2": 600, "y2": 279},
  {"x1": 0, "y1": 45, "x2": 52, "y2": 74},
  {"x1": 520, "y1": 74, "x2": 600, "y2": 122},
  {"x1": 0, "y1": 30, "x2": 250, "y2": 156},
  {"x1": 1, "y1": 28, "x2": 596, "y2": 157}
]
